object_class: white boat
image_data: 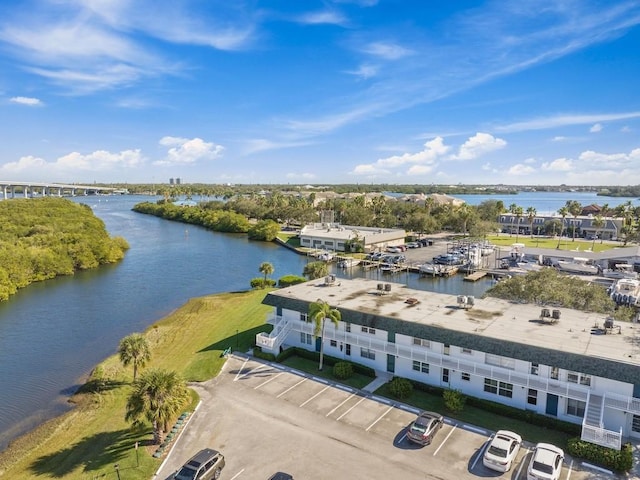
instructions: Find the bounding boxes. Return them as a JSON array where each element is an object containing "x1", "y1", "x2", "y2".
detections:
[
  {"x1": 608, "y1": 278, "x2": 640, "y2": 306},
  {"x1": 337, "y1": 257, "x2": 361, "y2": 268},
  {"x1": 602, "y1": 264, "x2": 638, "y2": 280},
  {"x1": 556, "y1": 257, "x2": 599, "y2": 275},
  {"x1": 419, "y1": 263, "x2": 441, "y2": 275}
]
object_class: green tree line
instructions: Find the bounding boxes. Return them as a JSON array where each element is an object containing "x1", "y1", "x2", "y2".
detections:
[{"x1": 0, "y1": 198, "x2": 129, "y2": 302}]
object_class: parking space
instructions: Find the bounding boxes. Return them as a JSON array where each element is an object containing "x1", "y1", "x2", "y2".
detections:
[{"x1": 157, "y1": 355, "x2": 614, "y2": 480}]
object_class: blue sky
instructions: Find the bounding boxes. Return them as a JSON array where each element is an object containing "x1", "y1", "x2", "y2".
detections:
[{"x1": 1, "y1": 0, "x2": 639, "y2": 186}]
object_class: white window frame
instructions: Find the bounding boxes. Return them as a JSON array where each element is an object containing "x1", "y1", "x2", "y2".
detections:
[{"x1": 412, "y1": 360, "x2": 429, "y2": 374}]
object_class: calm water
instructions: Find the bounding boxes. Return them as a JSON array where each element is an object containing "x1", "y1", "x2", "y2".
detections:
[{"x1": 0, "y1": 190, "x2": 635, "y2": 450}]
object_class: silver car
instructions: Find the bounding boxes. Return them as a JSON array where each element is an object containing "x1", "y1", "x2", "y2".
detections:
[
  {"x1": 406, "y1": 411, "x2": 444, "y2": 445},
  {"x1": 483, "y1": 430, "x2": 522, "y2": 472}
]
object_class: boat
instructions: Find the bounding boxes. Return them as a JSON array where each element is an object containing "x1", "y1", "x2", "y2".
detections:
[
  {"x1": 337, "y1": 257, "x2": 361, "y2": 268},
  {"x1": 555, "y1": 257, "x2": 599, "y2": 275},
  {"x1": 602, "y1": 263, "x2": 638, "y2": 280},
  {"x1": 419, "y1": 263, "x2": 441, "y2": 275},
  {"x1": 433, "y1": 253, "x2": 463, "y2": 265},
  {"x1": 608, "y1": 278, "x2": 640, "y2": 306}
]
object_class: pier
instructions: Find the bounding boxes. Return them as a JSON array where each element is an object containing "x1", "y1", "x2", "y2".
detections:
[{"x1": 464, "y1": 270, "x2": 489, "y2": 282}]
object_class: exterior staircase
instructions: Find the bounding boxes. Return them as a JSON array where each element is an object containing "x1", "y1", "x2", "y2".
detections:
[
  {"x1": 584, "y1": 393, "x2": 603, "y2": 427},
  {"x1": 581, "y1": 392, "x2": 622, "y2": 450}
]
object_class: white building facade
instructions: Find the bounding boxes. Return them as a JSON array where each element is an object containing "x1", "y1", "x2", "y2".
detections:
[{"x1": 257, "y1": 278, "x2": 640, "y2": 450}]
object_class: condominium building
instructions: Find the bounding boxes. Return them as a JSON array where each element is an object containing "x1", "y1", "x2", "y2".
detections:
[{"x1": 256, "y1": 277, "x2": 640, "y2": 449}]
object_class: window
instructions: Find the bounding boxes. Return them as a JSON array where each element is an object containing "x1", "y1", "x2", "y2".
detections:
[
  {"x1": 566, "y1": 399, "x2": 586, "y2": 417},
  {"x1": 442, "y1": 368, "x2": 449, "y2": 383},
  {"x1": 345, "y1": 344, "x2": 351, "y2": 356},
  {"x1": 484, "y1": 378, "x2": 512, "y2": 398},
  {"x1": 484, "y1": 378, "x2": 498, "y2": 394},
  {"x1": 530, "y1": 363, "x2": 539, "y2": 375},
  {"x1": 300, "y1": 332, "x2": 313, "y2": 345},
  {"x1": 461, "y1": 372, "x2": 470, "y2": 381},
  {"x1": 486, "y1": 353, "x2": 515, "y2": 370},
  {"x1": 299, "y1": 312, "x2": 308, "y2": 322},
  {"x1": 528, "y1": 389, "x2": 538, "y2": 405},
  {"x1": 550, "y1": 366, "x2": 559, "y2": 380},
  {"x1": 345, "y1": 323, "x2": 351, "y2": 333},
  {"x1": 413, "y1": 337, "x2": 430, "y2": 348},
  {"x1": 632, "y1": 415, "x2": 640, "y2": 433},
  {"x1": 461, "y1": 347, "x2": 472, "y2": 354},
  {"x1": 412, "y1": 361, "x2": 429, "y2": 374},
  {"x1": 568, "y1": 372, "x2": 591, "y2": 386},
  {"x1": 443, "y1": 344, "x2": 450, "y2": 355},
  {"x1": 330, "y1": 340, "x2": 337, "y2": 347},
  {"x1": 361, "y1": 326, "x2": 376, "y2": 334},
  {"x1": 360, "y1": 347, "x2": 375, "y2": 360},
  {"x1": 567, "y1": 372, "x2": 579, "y2": 384},
  {"x1": 580, "y1": 375, "x2": 591, "y2": 387}
]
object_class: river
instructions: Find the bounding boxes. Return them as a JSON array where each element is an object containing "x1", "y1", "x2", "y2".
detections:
[{"x1": 0, "y1": 190, "x2": 637, "y2": 451}]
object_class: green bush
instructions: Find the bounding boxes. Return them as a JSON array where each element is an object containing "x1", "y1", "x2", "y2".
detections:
[
  {"x1": 443, "y1": 389, "x2": 466, "y2": 413},
  {"x1": 250, "y1": 278, "x2": 276, "y2": 289},
  {"x1": 567, "y1": 438, "x2": 633, "y2": 473},
  {"x1": 278, "y1": 275, "x2": 307, "y2": 287},
  {"x1": 252, "y1": 346, "x2": 276, "y2": 362},
  {"x1": 284, "y1": 348, "x2": 376, "y2": 378},
  {"x1": 333, "y1": 362, "x2": 354, "y2": 380},
  {"x1": 389, "y1": 377, "x2": 413, "y2": 400}
]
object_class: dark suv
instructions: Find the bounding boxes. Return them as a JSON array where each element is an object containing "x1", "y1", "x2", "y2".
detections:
[
  {"x1": 174, "y1": 448, "x2": 225, "y2": 480},
  {"x1": 268, "y1": 474, "x2": 293, "y2": 480}
]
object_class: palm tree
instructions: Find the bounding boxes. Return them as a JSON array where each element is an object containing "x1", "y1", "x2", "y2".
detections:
[
  {"x1": 556, "y1": 206, "x2": 569, "y2": 249},
  {"x1": 258, "y1": 262, "x2": 274, "y2": 288},
  {"x1": 125, "y1": 368, "x2": 190, "y2": 444},
  {"x1": 118, "y1": 333, "x2": 151, "y2": 381},
  {"x1": 526, "y1": 207, "x2": 537, "y2": 238},
  {"x1": 514, "y1": 206, "x2": 524, "y2": 242},
  {"x1": 565, "y1": 200, "x2": 582, "y2": 241},
  {"x1": 456, "y1": 204, "x2": 474, "y2": 238},
  {"x1": 307, "y1": 299, "x2": 341, "y2": 370},
  {"x1": 508, "y1": 203, "x2": 518, "y2": 237},
  {"x1": 303, "y1": 261, "x2": 329, "y2": 280},
  {"x1": 591, "y1": 215, "x2": 605, "y2": 249}
]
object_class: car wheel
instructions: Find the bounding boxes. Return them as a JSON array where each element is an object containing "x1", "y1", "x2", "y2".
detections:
[{"x1": 213, "y1": 467, "x2": 222, "y2": 479}]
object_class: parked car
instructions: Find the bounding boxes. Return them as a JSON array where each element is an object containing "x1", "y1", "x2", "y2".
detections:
[
  {"x1": 174, "y1": 448, "x2": 225, "y2": 480},
  {"x1": 386, "y1": 246, "x2": 402, "y2": 253},
  {"x1": 527, "y1": 443, "x2": 564, "y2": 480},
  {"x1": 482, "y1": 430, "x2": 522, "y2": 472},
  {"x1": 406, "y1": 242, "x2": 421, "y2": 248},
  {"x1": 406, "y1": 411, "x2": 444, "y2": 445},
  {"x1": 268, "y1": 473, "x2": 293, "y2": 480}
]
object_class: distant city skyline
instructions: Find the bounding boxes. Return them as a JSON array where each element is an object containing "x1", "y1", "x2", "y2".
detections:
[{"x1": 0, "y1": 1, "x2": 639, "y2": 185}]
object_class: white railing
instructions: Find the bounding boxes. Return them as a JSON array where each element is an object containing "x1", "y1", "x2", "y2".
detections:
[
  {"x1": 581, "y1": 423, "x2": 622, "y2": 450},
  {"x1": 603, "y1": 391, "x2": 640, "y2": 414},
  {"x1": 255, "y1": 315, "x2": 293, "y2": 351}
]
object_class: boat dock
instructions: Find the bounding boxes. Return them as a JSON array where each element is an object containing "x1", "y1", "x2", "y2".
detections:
[{"x1": 464, "y1": 270, "x2": 489, "y2": 282}]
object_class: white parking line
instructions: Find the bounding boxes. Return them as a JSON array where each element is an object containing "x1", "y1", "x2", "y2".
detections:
[
  {"x1": 235, "y1": 363, "x2": 271, "y2": 382},
  {"x1": 433, "y1": 424, "x2": 457, "y2": 456},
  {"x1": 228, "y1": 469, "x2": 245, "y2": 479},
  {"x1": 326, "y1": 393, "x2": 357, "y2": 417},
  {"x1": 565, "y1": 458, "x2": 573, "y2": 480},
  {"x1": 336, "y1": 396, "x2": 367, "y2": 421},
  {"x1": 254, "y1": 372, "x2": 284, "y2": 389},
  {"x1": 233, "y1": 358, "x2": 250, "y2": 381},
  {"x1": 300, "y1": 385, "x2": 331, "y2": 407},
  {"x1": 398, "y1": 432, "x2": 408, "y2": 444},
  {"x1": 366, "y1": 405, "x2": 394, "y2": 431},
  {"x1": 276, "y1": 377, "x2": 307, "y2": 398},
  {"x1": 470, "y1": 436, "x2": 492, "y2": 471}
]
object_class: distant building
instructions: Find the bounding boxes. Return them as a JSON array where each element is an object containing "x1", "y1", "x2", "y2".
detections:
[{"x1": 298, "y1": 223, "x2": 406, "y2": 252}]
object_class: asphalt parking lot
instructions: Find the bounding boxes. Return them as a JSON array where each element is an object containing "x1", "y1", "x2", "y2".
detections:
[{"x1": 155, "y1": 354, "x2": 615, "y2": 480}]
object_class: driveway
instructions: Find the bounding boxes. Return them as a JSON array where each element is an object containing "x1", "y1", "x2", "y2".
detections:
[{"x1": 155, "y1": 354, "x2": 617, "y2": 480}]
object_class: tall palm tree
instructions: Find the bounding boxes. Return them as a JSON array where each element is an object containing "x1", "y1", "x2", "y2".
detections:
[
  {"x1": 118, "y1": 333, "x2": 151, "y2": 381},
  {"x1": 258, "y1": 262, "x2": 274, "y2": 288},
  {"x1": 307, "y1": 299, "x2": 341, "y2": 371},
  {"x1": 591, "y1": 215, "x2": 605, "y2": 248},
  {"x1": 508, "y1": 203, "x2": 518, "y2": 237},
  {"x1": 556, "y1": 206, "x2": 569, "y2": 249},
  {"x1": 565, "y1": 200, "x2": 582, "y2": 242},
  {"x1": 526, "y1": 207, "x2": 537, "y2": 238},
  {"x1": 455, "y1": 204, "x2": 474, "y2": 238},
  {"x1": 125, "y1": 368, "x2": 190, "y2": 444},
  {"x1": 514, "y1": 206, "x2": 524, "y2": 242}
]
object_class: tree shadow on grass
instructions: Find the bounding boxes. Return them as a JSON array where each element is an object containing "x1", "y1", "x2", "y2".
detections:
[
  {"x1": 197, "y1": 325, "x2": 271, "y2": 354},
  {"x1": 29, "y1": 428, "x2": 148, "y2": 478}
]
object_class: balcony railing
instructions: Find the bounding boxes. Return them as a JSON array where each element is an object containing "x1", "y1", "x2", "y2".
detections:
[{"x1": 581, "y1": 423, "x2": 622, "y2": 450}]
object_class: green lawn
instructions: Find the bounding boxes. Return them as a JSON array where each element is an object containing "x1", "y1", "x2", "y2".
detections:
[
  {"x1": 485, "y1": 234, "x2": 618, "y2": 253},
  {"x1": 280, "y1": 356, "x2": 374, "y2": 390},
  {"x1": 0, "y1": 289, "x2": 273, "y2": 480}
]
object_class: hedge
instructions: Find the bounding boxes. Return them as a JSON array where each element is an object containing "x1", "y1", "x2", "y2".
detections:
[
  {"x1": 567, "y1": 438, "x2": 633, "y2": 473},
  {"x1": 278, "y1": 347, "x2": 376, "y2": 377}
]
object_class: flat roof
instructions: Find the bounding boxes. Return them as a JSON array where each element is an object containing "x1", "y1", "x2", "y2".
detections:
[{"x1": 267, "y1": 278, "x2": 640, "y2": 368}]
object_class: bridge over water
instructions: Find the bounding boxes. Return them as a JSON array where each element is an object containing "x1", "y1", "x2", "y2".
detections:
[{"x1": 0, "y1": 181, "x2": 124, "y2": 199}]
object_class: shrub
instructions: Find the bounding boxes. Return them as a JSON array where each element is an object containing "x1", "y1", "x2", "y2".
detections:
[
  {"x1": 567, "y1": 438, "x2": 633, "y2": 473},
  {"x1": 333, "y1": 362, "x2": 354, "y2": 380},
  {"x1": 252, "y1": 346, "x2": 276, "y2": 362},
  {"x1": 388, "y1": 377, "x2": 413, "y2": 400},
  {"x1": 443, "y1": 389, "x2": 466, "y2": 413},
  {"x1": 278, "y1": 275, "x2": 307, "y2": 287},
  {"x1": 250, "y1": 278, "x2": 276, "y2": 289}
]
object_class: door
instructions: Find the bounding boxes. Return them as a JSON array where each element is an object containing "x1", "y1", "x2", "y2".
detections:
[
  {"x1": 546, "y1": 393, "x2": 559, "y2": 416},
  {"x1": 386, "y1": 354, "x2": 395, "y2": 373},
  {"x1": 315, "y1": 337, "x2": 321, "y2": 352}
]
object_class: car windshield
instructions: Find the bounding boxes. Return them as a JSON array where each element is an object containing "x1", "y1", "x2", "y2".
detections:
[
  {"x1": 410, "y1": 422, "x2": 428, "y2": 434},
  {"x1": 532, "y1": 461, "x2": 553, "y2": 474},
  {"x1": 175, "y1": 467, "x2": 198, "y2": 480},
  {"x1": 488, "y1": 445, "x2": 508, "y2": 458}
]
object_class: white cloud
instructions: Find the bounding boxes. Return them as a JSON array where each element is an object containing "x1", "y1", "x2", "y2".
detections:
[
  {"x1": 57, "y1": 149, "x2": 144, "y2": 169},
  {"x1": 0, "y1": 155, "x2": 47, "y2": 172},
  {"x1": 541, "y1": 158, "x2": 573, "y2": 171},
  {"x1": 590, "y1": 123, "x2": 603, "y2": 133},
  {"x1": 243, "y1": 138, "x2": 313, "y2": 155},
  {"x1": 345, "y1": 63, "x2": 379, "y2": 79},
  {"x1": 157, "y1": 136, "x2": 224, "y2": 165},
  {"x1": 621, "y1": 126, "x2": 632, "y2": 133},
  {"x1": 523, "y1": 157, "x2": 536, "y2": 164},
  {"x1": 508, "y1": 164, "x2": 535, "y2": 175},
  {"x1": 361, "y1": 41, "x2": 413, "y2": 60},
  {"x1": 495, "y1": 111, "x2": 640, "y2": 133},
  {"x1": 297, "y1": 10, "x2": 347, "y2": 26},
  {"x1": 579, "y1": 148, "x2": 640, "y2": 169},
  {"x1": 9, "y1": 96, "x2": 43, "y2": 106},
  {"x1": 451, "y1": 133, "x2": 506, "y2": 160},
  {"x1": 552, "y1": 136, "x2": 567, "y2": 142},
  {"x1": 407, "y1": 164, "x2": 435, "y2": 175},
  {"x1": 377, "y1": 137, "x2": 449, "y2": 167}
]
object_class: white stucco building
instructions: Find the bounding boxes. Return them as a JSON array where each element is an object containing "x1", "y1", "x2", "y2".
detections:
[
  {"x1": 256, "y1": 277, "x2": 640, "y2": 450},
  {"x1": 298, "y1": 223, "x2": 406, "y2": 252}
]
